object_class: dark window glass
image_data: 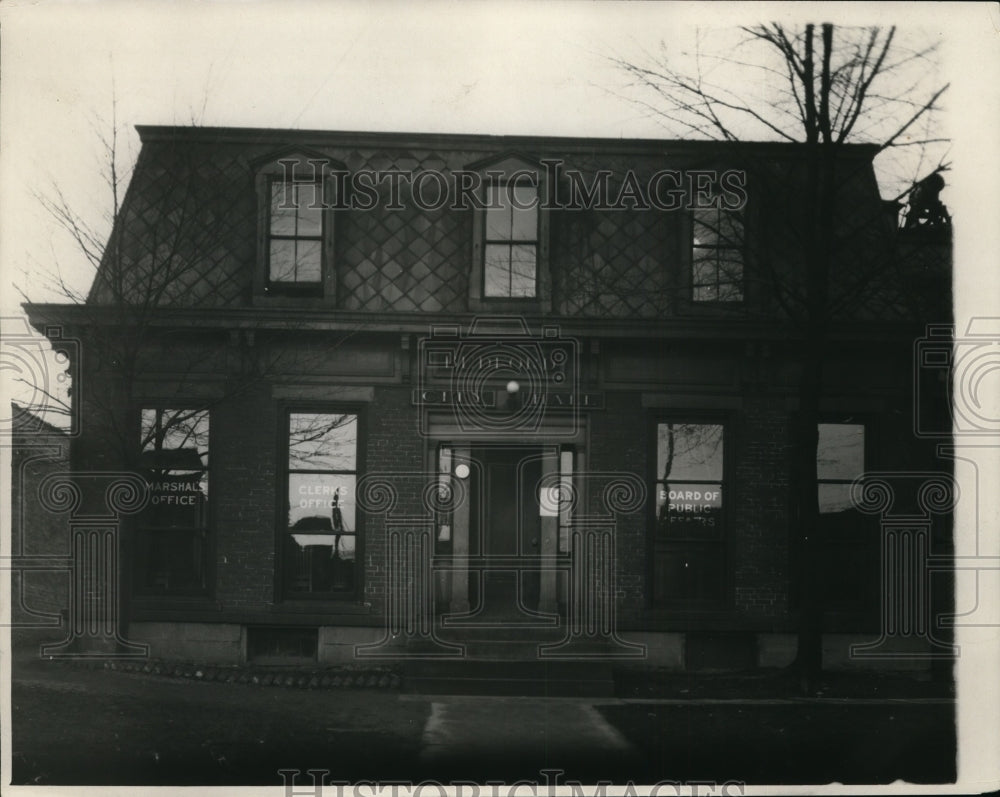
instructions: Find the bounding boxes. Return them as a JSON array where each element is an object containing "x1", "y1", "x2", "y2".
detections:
[
  {"x1": 817, "y1": 422, "x2": 865, "y2": 522},
  {"x1": 692, "y1": 206, "x2": 744, "y2": 302},
  {"x1": 283, "y1": 413, "x2": 358, "y2": 597},
  {"x1": 655, "y1": 423, "x2": 724, "y2": 539},
  {"x1": 484, "y1": 182, "x2": 538, "y2": 298},
  {"x1": 816, "y1": 421, "x2": 874, "y2": 611},
  {"x1": 135, "y1": 408, "x2": 210, "y2": 596},
  {"x1": 652, "y1": 421, "x2": 726, "y2": 606}
]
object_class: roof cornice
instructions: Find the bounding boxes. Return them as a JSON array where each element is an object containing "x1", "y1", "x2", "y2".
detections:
[
  {"x1": 134, "y1": 125, "x2": 881, "y2": 160},
  {"x1": 22, "y1": 302, "x2": 922, "y2": 343}
]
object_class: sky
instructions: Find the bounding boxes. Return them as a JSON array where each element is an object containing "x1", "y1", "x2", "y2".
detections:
[{"x1": 1, "y1": 0, "x2": 994, "y2": 312}]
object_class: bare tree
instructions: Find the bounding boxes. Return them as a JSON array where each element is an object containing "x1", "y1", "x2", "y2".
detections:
[
  {"x1": 612, "y1": 23, "x2": 951, "y2": 690},
  {"x1": 20, "y1": 102, "x2": 370, "y2": 468}
]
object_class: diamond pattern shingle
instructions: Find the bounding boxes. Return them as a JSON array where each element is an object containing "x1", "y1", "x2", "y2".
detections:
[{"x1": 91, "y1": 138, "x2": 688, "y2": 317}]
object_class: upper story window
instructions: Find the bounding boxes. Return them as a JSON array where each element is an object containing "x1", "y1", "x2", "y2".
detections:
[
  {"x1": 268, "y1": 179, "x2": 323, "y2": 288},
  {"x1": 484, "y1": 181, "x2": 538, "y2": 298},
  {"x1": 691, "y1": 204, "x2": 744, "y2": 303},
  {"x1": 253, "y1": 150, "x2": 343, "y2": 305},
  {"x1": 467, "y1": 152, "x2": 550, "y2": 311}
]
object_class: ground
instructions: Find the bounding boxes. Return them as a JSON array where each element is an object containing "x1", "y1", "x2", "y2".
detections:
[{"x1": 5, "y1": 633, "x2": 956, "y2": 787}]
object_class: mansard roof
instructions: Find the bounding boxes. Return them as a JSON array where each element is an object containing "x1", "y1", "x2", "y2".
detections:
[{"x1": 24, "y1": 124, "x2": 948, "y2": 332}]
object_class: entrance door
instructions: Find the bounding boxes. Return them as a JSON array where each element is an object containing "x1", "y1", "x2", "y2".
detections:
[{"x1": 471, "y1": 447, "x2": 542, "y2": 619}]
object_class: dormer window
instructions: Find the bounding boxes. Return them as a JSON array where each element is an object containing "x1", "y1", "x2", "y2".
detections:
[
  {"x1": 484, "y1": 180, "x2": 538, "y2": 298},
  {"x1": 268, "y1": 179, "x2": 323, "y2": 291},
  {"x1": 253, "y1": 150, "x2": 343, "y2": 305},
  {"x1": 467, "y1": 152, "x2": 550, "y2": 311},
  {"x1": 691, "y1": 205, "x2": 744, "y2": 303}
]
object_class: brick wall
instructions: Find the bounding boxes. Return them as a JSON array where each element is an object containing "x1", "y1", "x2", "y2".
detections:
[
  {"x1": 731, "y1": 398, "x2": 791, "y2": 620},
  {"x1": 587, "y1": 391, "x2": 649, "y2": 622},
  {"x1": 586, "y1": 390, "x2": 793, "y2": 627},
  {"x1": 212, "y1": 382, "x2": 278, "y2": 610},
  {"x1": 362, "y1": 386, "x2": 425, "y2": 615}
]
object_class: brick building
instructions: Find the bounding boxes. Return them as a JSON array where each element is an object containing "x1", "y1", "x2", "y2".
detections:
[
  {"x1": 9, "y1": 403, "x2": 70, "y2": 627},
  {"x1": 24, "y1": 126, "x2": 952, "y2": 671}
]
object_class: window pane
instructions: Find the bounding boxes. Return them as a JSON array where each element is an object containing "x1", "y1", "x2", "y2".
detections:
[
  {"x1": 510, "y1": 184, "x2": 538, "y2": 240},
  {"x1": 716, "y1": 250, "x2": 744, "y2": 276},
  {"x1": 137, "y1": 408, "x2": 210, "y2": 597},
  {"x1": 693, "y1": 205, "x2": 743, "y2": 303},
  {"x1": 140, "y1": 409, "x2": 157, "y2": 451},
  {"x1": 270, "y1": 182, "x2": 298, "y2": 235},
  {"x1": 284, "y1": 532, "x2": 356, "y2": 594},
  {"x1": 656, "y1": 423, "x2": 723, "y2": 481},
  {"x1": 141, "y1": 409, "x2": 209, "y2": 463},
  {"x1": 288, "y1": 474, "x2": 357, "y2": 533},
  {"x1": 485, "y1": 187, "x2": 510, "y2": 240},
  {"x1": 270, "y1": 240, "x2": 298, "y2": 282},
  {"x1": 716, "y1": 280, "x2": 744, "y2": 302},
  {"x1": 693, "y1": 284, "x2": 718, "y2": 302},
  {"x1": 694, "y1": 208, "x2": 743, "y2": 240},
  {"x1": 289, "y1": 413, "x2": 357, "y2": 470},
  {"x1": 693, "y1": 208, "x2": 720, "y2": 247},
  {"x1": 692, "y1": 254, "x2": 718, "y2": 287},
  {"x1": 656, "y1": 481, "x2": 723, "y2": 536},
  {"x1": 295, "y1": 240, "x2": 322, "y2": 282},
  {"x1": 140, "y1": 409, "x2": 210, "y2": 528},
  {"x1": 294, "y1": 183, "x2": 322, "y2": 236},
  {"x1": 818, "y1": 423, "x2": 865, "y2": 480},
  {"x1": 819, "y1": 482, "x2": 855, "y2": 514},
  {"x1": 145, "y1": 470, "x2": 208, "y2": 528},
  {"x1": 717, "y1": 211, "x2": 744, "y2": 244},
  {"x1": 160, "y1": 409, "x2": 210, "y2": 463},
  {"x1": 716, "y1": 252, "x2": 744, "y2": 297},
  {"x1": 134, "y1": 529, "x2": 207, "y2": 595},
  {"x1": 484, "y1": 244, "x2": 511, "y2": 296},
  {"x1": 509, "y1": 245, "x2": 537, "y2": 297}
]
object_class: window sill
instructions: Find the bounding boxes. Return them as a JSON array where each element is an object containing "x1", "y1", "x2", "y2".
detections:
[
  {"x1": 278, "y1": 597, "x2": 368, "y2": 612},
  {"x1": 469, "y1": 297, "x2": 550, "y2": 313},
  {"x1": 251, "y1": 293, "x2": 336, "y2": 309},
  {"x1": 678, "y1": 299, "x2": 747, "y2": 316}
]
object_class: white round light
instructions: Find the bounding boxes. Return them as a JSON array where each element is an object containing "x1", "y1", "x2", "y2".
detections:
[
  {"x1": 506, "y1": 380, "x2": 520, "y2": 394},
  {"x1": 454, "y1": 464, "x2": 470, "y2": 479}
]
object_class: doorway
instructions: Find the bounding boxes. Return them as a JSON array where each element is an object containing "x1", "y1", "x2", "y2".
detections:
[{"x1": 470, "y1": 446, "x2": 542, "y2": 620}]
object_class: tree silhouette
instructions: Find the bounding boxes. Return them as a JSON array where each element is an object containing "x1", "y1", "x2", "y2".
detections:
[{"x1": 614, "y1": 23, "x2": 950, "y2": 691}]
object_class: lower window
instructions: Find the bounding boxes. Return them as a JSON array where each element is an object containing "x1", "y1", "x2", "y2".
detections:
[
  {"x1": 651, "y1": 419, "x2": 727, "y2": 607},
  {"x1": 816, "y1": 418, "x2": 877, "y2": 612},
  {"x1": 135, "y1": 408, "x2": 210, "y2": 596},
  {"x1": 282, "y1": 411, "x2": 360, "y2": 598}
]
